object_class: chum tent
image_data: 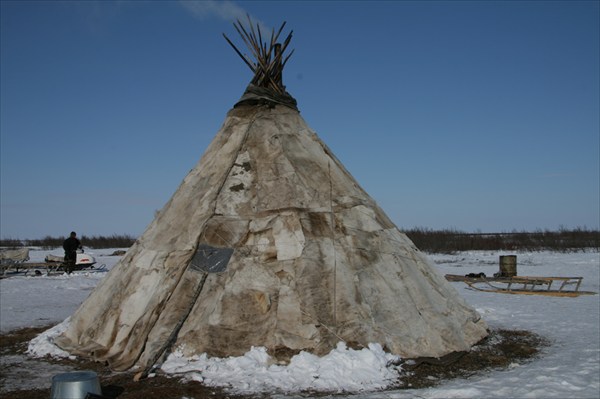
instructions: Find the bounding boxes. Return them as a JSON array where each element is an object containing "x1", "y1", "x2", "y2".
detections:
[{"x1": 55, "y1": 20, "x2": 488, "y2": 375}]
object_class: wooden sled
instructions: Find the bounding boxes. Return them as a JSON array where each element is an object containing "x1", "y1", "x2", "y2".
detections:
[
  {"x1": 445, "y1": 274, "x2": 597, "y2": 297},
  {"x1": 1, "y1": 261, "x2": 107, "y2": 278},
  {"x1": 0, "y1": 247, "x2": 30, "y2": 278}
]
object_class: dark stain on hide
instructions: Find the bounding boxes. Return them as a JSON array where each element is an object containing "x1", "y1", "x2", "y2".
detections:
[
  {"x1": 232, "y1": 162, "x2": 252, "y2": 174},
  {"x1": 229, "y1": 183, "x2": 245, "y2": 192},
  {"x1": 302, "y1": 212, "x2": 331, "y2": 238}
]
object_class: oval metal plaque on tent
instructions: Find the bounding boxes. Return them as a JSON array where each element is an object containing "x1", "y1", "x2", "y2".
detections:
[{"x1": 189, "y1": 244, "x2": 233, "y2": 273}]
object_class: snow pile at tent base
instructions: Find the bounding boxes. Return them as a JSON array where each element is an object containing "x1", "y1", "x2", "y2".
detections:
[{"x1": 161, "y1": 342, "x2": 401, "y2": 394}]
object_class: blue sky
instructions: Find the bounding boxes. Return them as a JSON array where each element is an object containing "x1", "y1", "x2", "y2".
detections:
[{"x1": 1, "y1": 0, "x2": 598, "y2": 239}]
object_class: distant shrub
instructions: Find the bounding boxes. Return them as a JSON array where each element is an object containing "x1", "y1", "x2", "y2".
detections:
[
  {"x1": 1, "y1": 234, "x2": 136, "y2": 249},
  {"x1": 2, "y1": 229, "x2": 598, "y2": 253},
  {"x1": 79, "y1": 234, "x2": 136, "y2": 249},
  {"x1": 0, "y1": 237, "x2": 25, "y2": 247},
  {"x1": 404, "y1": 227, "x2": 599, "y2": 253},
  {"x1": 27, "y1": 235, "x2": 64, "y2": 250}
]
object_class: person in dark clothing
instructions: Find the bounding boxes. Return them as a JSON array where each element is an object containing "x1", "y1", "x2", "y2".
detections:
[{"x1": 63, "y1": 231, "x2": 82, "y2": 274}]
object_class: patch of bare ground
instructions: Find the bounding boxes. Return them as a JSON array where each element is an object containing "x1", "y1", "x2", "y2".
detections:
[
  {"x1": 0, "y1": 326, "x2": 549, "y2": 398},
  {"x1": 397, "y1": 329, "x2": 550, "y2": 390}
]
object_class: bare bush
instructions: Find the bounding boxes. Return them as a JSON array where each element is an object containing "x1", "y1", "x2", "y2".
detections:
[
  {"x1": 404, "y1": 227, "x2": 599, "y2": 253},
  {"x1": 2, "y1": 229, "x2": 598, "y2": 252},
  {"x1": 1, "y1": 235, "x2": 136, "y2": 249}
]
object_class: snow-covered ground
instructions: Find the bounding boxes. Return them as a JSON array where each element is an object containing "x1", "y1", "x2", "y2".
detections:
[
  {"x1": 0, "y1": 247, "x2": 120, "y2": 332},
  {"x1": 1, "y1": 248, "x2": 598, "y2": 398}
]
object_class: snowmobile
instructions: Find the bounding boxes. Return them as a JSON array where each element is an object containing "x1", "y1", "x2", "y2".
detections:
[{"x1": 44, "y1": 249, "x2": 97, "y2": 268}]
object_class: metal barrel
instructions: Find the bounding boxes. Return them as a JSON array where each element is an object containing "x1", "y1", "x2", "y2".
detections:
[
  {"x1": 499, "y1": 255, "x2": 517, "y2": 277},
  {"x1": 50, "y1": 371, "x2": 101, "y2": 399}
]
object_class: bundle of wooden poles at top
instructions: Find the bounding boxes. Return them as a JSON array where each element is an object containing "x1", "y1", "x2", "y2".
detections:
[{"x1": 223, "y1": 16, "x2": 294, "y2": 95}]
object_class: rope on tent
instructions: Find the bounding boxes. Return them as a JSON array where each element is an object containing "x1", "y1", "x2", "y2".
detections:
[
  {"x1": 328, "y1": 160, "x2": 338, "y2": 329},
  {"x1": 134, "y1": 272, "x2": 209, "y2": 381},
  {"x1": 300, "y1": 309, "x2": 346, "y2": 344}
]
